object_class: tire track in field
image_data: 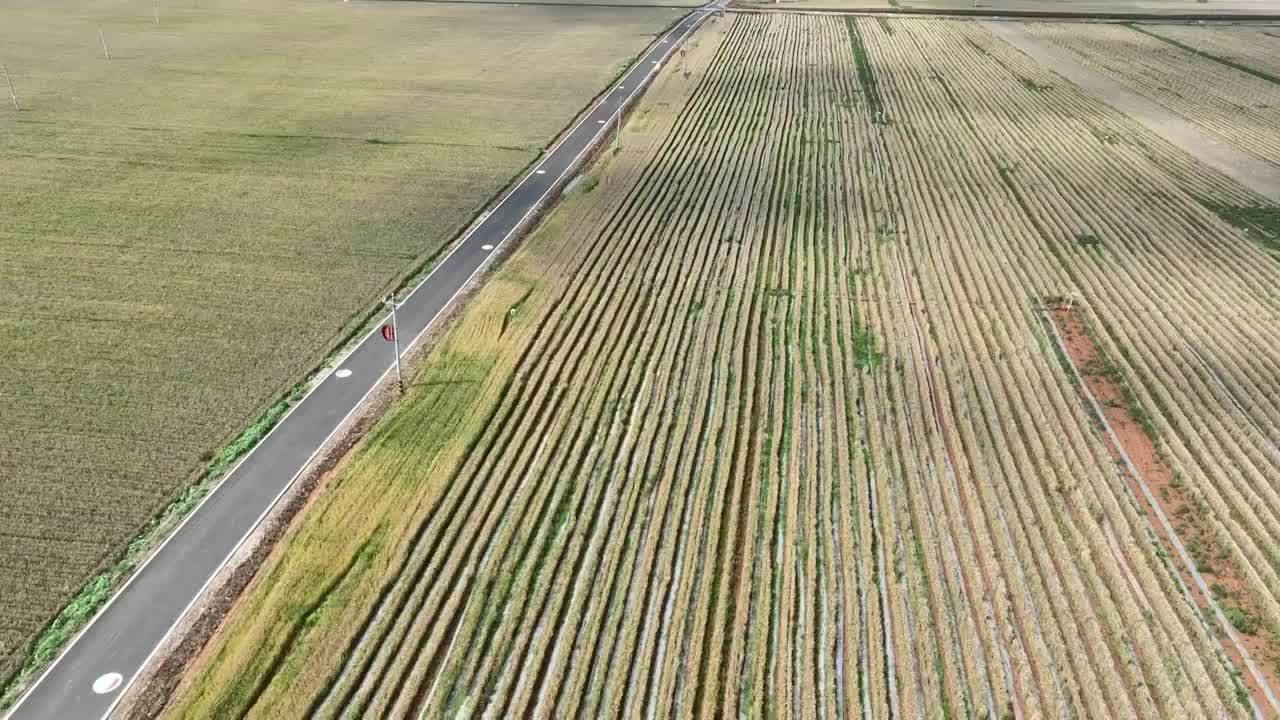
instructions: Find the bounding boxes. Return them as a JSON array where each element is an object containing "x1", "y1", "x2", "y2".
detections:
[{"x1": 872, "y1": 19, "x2": 1085, "y2": 718}]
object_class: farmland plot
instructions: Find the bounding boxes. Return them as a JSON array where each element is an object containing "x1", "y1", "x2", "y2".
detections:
[
  {"x1": 733, "y1": 0, "x2": 1280, "y2": 15},
  {"x1": 448, "y1": 0, "x2": 705, "y2": 6},
  {"x1": 1026, "y1": 22, "x2": 1280, "y2": 170},
  {"x1": 171, "y1": 11, "x2": 1280, "y2": 719},
  {"x1": 0, "y1": 0, "x2": 684, "y2": 695}
]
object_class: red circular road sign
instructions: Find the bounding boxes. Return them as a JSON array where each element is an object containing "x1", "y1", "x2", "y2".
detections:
[{"x1": 381, "y1": 324, "x2": 395, "y2": 342}]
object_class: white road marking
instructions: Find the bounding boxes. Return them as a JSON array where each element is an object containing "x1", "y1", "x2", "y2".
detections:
[
  {"x1": 481, "y1": 244, "x2": 494, "y2": 251},
  {"x1": 335, "y1": 369, "x2": 352, "y2": 379},
  {"x1": 597, "y1": 119, "x2": 606, "y2": 124},
  {"x1": 535, "y1": 169, "x2": 546, "y2": 175},
  {"x1": 91, "y1": 674, "x2": 122, "y2": 695}
]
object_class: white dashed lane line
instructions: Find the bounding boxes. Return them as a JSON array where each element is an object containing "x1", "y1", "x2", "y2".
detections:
[{"x1": 91, "y1": 673, "x2": 122, "y2": 695}]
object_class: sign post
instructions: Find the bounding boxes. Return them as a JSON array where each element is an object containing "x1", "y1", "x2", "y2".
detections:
[{"x1": 383, "y1": 294, "x2": 403, "y2": 394}]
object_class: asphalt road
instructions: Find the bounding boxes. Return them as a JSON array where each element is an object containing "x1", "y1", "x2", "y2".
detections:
[{"x1": 4, "y1": 6, "x2": 716, "y2": 718}]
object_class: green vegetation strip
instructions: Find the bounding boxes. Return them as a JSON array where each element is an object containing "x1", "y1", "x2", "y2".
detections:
[
  {"x1": 844, "y1": 18, "x2": 890, "y2": 124},
  {"x1": 1130, "y1": 24, "x2": 1280, "y2": 87}
]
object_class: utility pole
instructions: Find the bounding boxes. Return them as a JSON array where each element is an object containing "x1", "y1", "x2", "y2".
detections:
[
  {"x1": 384, "y1": 294, "x2": 403, "y2": 394},
  {"x1": 2, "y1": 64, "x2": 18, "y2": 111},
  {"x1": 154, "y1": 0, "x2": 160, "y2": 24},
  {"x1": 99, "y1": 29, "x2": 111, "y2": 60}
]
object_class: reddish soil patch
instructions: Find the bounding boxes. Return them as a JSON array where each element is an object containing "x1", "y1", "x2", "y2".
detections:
[{"x1": 1049, "y1": 305, "x2": 1279, "y2": 712}]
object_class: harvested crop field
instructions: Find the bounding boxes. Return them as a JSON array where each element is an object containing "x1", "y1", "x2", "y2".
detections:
[
  {"x1": 171, "y1": 11, "x2": 1280, "y2": 719},
  {"x1": 1024, "y1": 21, "x2": 1280, "y2": 172},
  {"x1": 447, "y1": 0, "x2": 705, "y2": 6},
  {"x1": 0, "y1": 0, "x2": 684, "y2": 693}
]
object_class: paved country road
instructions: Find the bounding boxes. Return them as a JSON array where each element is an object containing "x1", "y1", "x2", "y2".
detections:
[{"x1": 4, "y1": 6, "x2": 717, "y2": 718}]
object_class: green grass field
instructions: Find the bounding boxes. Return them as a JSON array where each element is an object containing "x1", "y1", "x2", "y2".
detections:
[{"x1": 0, "y1": 0, "x2": 682, "y2": 690}]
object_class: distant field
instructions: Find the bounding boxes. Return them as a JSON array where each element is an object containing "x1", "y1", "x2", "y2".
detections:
[
  {"x1": 0, "y1": 0, "x2": 682, "y2": 690},
  {"x1": 169, "y1": 11, "x2": 1280, "y2": 718},
  {"x1": 443, "y1": 0, "x2": 706, "y2": 7},
  {"x1": 734, "y1": 0, "x2": 1280, "y2": 14}
]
